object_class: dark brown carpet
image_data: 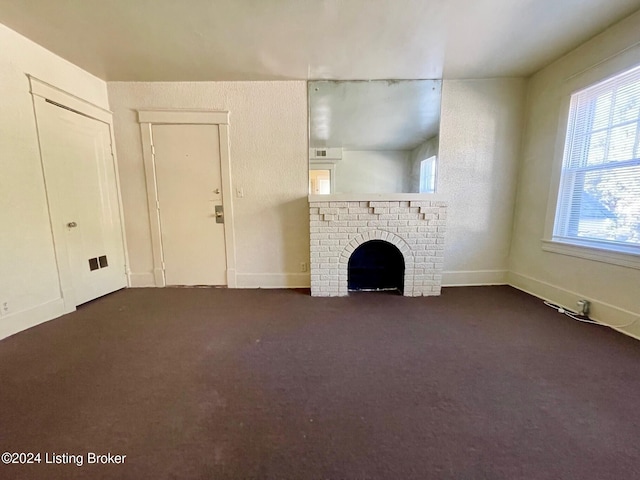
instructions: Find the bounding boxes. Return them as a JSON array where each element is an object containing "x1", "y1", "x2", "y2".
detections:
[{"x1": 0, "y1": 286, "x2": 639, "y2": 479}]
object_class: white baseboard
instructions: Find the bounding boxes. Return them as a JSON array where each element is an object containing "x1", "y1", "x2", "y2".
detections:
[
  {"x1": 128, "y1": 271, "x2": 310, "y2": 289},
  {"x1": 235, "y1": 273, "x2": 311, "y2": 289},
  {"x1": 128, "y1": 271, "x2": 156, "y2": 287},
  {"x1": 442, "y1": 269, "x2": 508, "y2": 287},
  {"x1": 226, "y1": 268, "x2": 237, "y2": 288},
  {"x1": 508, "y1": 271, "x2": 640, "y2": 339},
  {"x1": 0, "y1": 298, "x2": 72, "y2": 341}
]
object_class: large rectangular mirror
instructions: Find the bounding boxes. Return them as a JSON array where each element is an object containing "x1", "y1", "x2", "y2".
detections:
[{"x1": 309, "y1": 79, "x2": 442, "y2": 194}]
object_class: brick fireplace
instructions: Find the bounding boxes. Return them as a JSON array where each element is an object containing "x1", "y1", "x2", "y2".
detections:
[{"x1": 309, "y1": 195, "x2": 447, "y2": 297}]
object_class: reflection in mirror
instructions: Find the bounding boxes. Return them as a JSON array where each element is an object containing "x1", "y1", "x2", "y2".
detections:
[
  {"x1": 419, "y1": 156, "x2": 437, "y2": 193},
  {"x1": 310, "y1": 168, "x2": 331, "y2": 194},
  {"x1": 309, "y1": 80, "x2": 442, "y2": 194}
]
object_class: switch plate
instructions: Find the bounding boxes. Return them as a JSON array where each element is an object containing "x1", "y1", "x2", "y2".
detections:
[{"x1": 236, "y1": 187, "x2": 244, "y2": 198}]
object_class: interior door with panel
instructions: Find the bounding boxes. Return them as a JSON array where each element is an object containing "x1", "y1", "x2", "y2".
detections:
[
  {"x1": 151, "y1": 124, "x2": 227, "y2": 286},
  {"x1": 35, "y1": 97, "x2": 127, "y2": 306}
]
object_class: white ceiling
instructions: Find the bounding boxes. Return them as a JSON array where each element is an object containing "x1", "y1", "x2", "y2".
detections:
[{"x1": 0, "y1": 0, "x2": 639, "y2": 81}]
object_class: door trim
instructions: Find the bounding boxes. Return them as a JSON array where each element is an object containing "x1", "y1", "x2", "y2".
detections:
[
  {"x1": 29, "y1": 75, "x2": 113, "y2": 123},
  {"x1": 138, "y1": 111, "x2": 237, "y2": 288},
  {"x1": 29, "y1": 76, "x2": 131, "y2": 311},
  {"x1": 138, "y1": 110, "x2": 229, "y2": 125}
]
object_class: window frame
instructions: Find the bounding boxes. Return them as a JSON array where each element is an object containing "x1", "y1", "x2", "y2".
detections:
[
  {"x1": 419, "y1": 155, "x2": 437, "y2": 194},
  {"x1": 543, "y1": 46, "x2": 640, "y2": 270}
]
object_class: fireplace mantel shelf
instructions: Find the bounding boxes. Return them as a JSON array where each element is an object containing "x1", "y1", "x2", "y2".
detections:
[{"x1": 309, "y1": 193, "x2": 447, "y2": 202}]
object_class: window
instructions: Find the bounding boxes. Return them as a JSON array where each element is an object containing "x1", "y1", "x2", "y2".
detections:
[
  {"x1": 419, "y1": 156, "x2": 437, "y2": 193},
  {"x1": 553, "y1": 64, "x2": 640, "y2": 255}
]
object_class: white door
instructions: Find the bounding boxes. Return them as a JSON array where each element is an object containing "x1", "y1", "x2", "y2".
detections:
[
  {"x1": 152, "y1": 124, "x2": 227, "y2": 286},
  {"x1": 35, "y1": 98, "x2": 127, "y2": 306}
]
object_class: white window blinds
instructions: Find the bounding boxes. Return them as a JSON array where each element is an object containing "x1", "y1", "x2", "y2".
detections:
[{"x1": 553, "y1": 64, "x2": 640, "y2": 254}]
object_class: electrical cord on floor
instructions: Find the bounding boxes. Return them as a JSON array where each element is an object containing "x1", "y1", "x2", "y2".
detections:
[
  {"x1": 544, "y1": 300, "x2": 638, "y2": 328},
  {"x1": 543, "y1": 301, "x2": 638, "y2": 329},
  {"x1": 544, "y1": 301, "x2": 602, "y2": 325}
]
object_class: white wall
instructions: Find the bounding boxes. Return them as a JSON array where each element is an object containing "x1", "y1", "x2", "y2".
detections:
[
  {"x1": 509, "y1": 11, "x2": 640, "y2": 336},
  {"x1": 108, "y1": 79, "x2": 525, "y2": 291},
  {"x1": 438, "y1": 79, "x2": 527, "y2": 286},
  {"x1": 0, "y1": 24, "x2": 110, "y2": 338},
  {"x1": 335, "y1": 150, "x2": 411, "y2": 193},
  {"x1": 107, "y1": 82, "x2": 310, "y2": 288}
]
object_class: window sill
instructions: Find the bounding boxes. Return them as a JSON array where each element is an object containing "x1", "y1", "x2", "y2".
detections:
[{"x1": 541, "y1": 239, "x2": 640, "y2": 270}]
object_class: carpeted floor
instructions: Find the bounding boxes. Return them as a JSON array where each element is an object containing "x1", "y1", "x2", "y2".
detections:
[{"x1": 0, "y1": 286, "x2": 638, "y2": 479}]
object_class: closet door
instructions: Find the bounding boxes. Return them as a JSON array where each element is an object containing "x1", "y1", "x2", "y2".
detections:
[{"x1": 35, "y1": 97, "x2": 126, "y2": 306}]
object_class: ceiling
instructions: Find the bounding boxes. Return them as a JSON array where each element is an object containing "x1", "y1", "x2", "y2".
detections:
[
  {"x1": 309, "y1": 80, "x2": 441, "y2": 150},
  {"x1": 0, "y1": 0, "x2": 639, "y2": 81}
]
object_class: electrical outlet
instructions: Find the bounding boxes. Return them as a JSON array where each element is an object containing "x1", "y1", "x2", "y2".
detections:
[
  {"x1": 0, "y1": 301, "x2": 9, "y2": 316},
  {"x1": 301, "y1": 262, "x2": 308, "y2": 272},
  {"x1": 576, "y1": 299, "x2": 590, "y2": 316}
]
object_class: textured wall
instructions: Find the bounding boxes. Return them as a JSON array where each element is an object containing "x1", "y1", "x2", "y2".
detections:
[
  {"x1": 107, "y1": 82, "x2": 310, "y2": 288},
  {"x1": 108, "y1": 79, "x2": 525, "y2": 289},
  {"x1": 0, "y1": 23, "x2": 109, "y2": 338},
  {"x1": 509, "y1": 11, "x2": 640, "y2": 333},
  {"x1": 438, "y1": 79, "x2": 526, "y2": 285}
]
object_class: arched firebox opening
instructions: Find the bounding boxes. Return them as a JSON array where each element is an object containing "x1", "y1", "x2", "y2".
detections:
[{"x1": 348, "y1": 240, "x2": 405, "y2": 294}]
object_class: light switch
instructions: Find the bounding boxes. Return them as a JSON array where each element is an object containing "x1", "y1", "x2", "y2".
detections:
[{"x1": 236, "y1": 187, "x2": 244, "y2": 198}]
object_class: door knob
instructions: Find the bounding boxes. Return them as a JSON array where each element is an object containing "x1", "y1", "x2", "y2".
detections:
[
  {"x1": 67, "y1": 221, "x2": 78, "y2": 228},
  {"x1": 213, "y1": 188, "x2": 220, "y2": 194}
]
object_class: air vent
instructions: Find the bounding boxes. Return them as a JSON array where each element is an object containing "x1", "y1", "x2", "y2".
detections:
[
  {"x1": 88, "y1": 255, "x2": 109, "y2": 271},
  {"x1": 309, "y1": 148, "x2": 342, "y2": 161},
  {"x1": 89, "y1": 258, "x2": 99, "y2": 271}
]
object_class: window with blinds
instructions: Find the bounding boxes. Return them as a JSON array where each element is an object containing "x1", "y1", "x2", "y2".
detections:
[
  {"x1": 553, "y1": 64, "x2": 640, "y2": 254},
  {"x1": 419, "y1": 156, "x2": 437, "y2": 194}
]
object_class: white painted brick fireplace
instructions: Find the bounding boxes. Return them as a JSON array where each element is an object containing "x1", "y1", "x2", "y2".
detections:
[{"x1": 309, "y1": 194, "x2": 447, "y2": 297}]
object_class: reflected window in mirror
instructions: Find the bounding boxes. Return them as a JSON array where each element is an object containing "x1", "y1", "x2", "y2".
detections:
[
  {"x1": 309, "y1": 80, "x2": 442, "y2": 194},
  {"x1": 419, "y1": 156, "x2": 437, "y2": 193}
]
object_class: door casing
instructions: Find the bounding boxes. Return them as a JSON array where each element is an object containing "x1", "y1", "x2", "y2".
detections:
[{"x1": 138, "y1": 110, "x2": 237, "y2": 288}]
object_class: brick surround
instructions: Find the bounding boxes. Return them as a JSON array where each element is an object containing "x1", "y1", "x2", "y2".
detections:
[{"x1": 309, "y1": 197, "x2": 447, "y2": 297}]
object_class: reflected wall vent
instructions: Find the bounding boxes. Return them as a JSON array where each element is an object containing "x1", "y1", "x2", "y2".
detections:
[{"x1": 309, "y1": 148, "x2": 342, "y2": 161}]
